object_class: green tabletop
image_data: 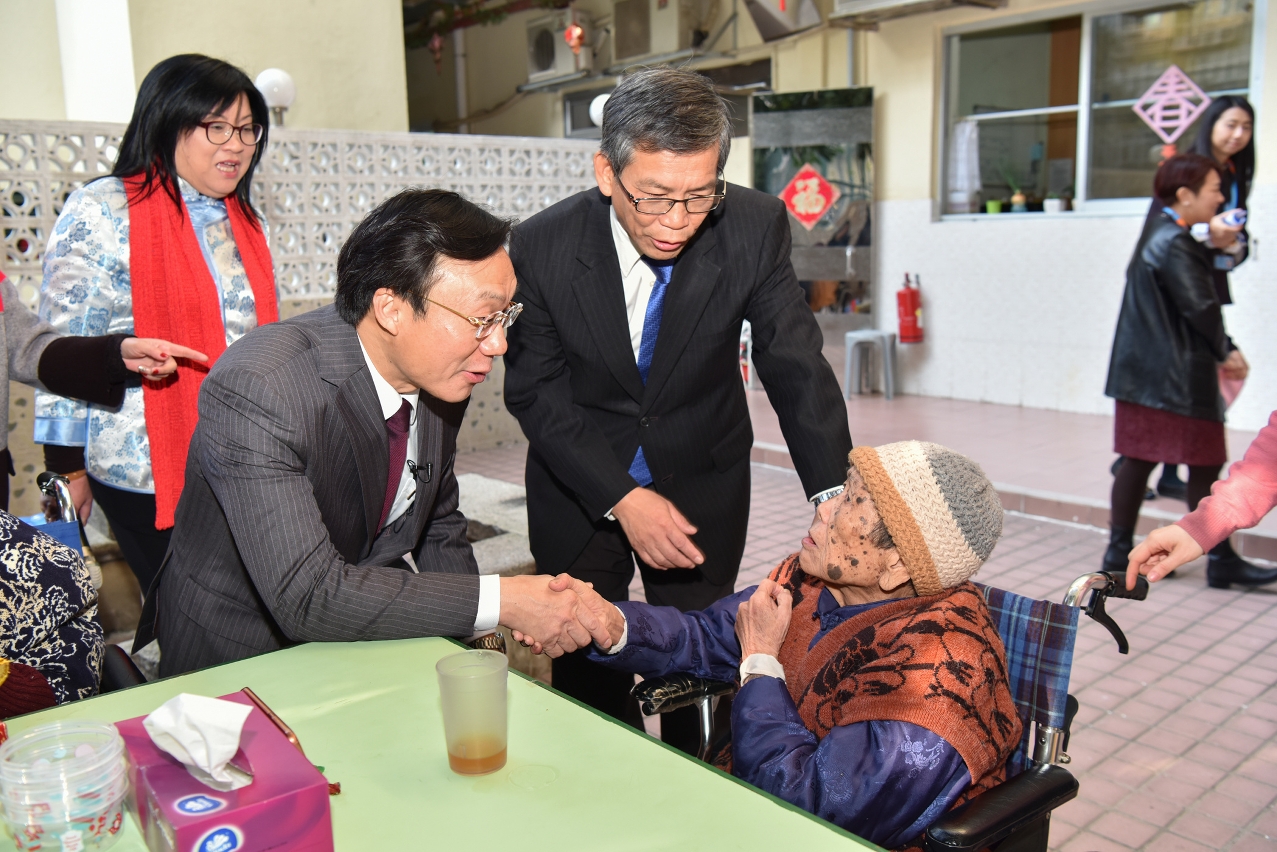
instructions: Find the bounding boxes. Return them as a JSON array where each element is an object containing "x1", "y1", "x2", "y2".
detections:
[{"x1": 1, "y1": 638, "x2": 879, "y2": 851}]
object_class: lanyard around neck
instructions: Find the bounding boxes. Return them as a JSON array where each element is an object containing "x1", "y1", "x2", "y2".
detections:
[{"x1": 1162, "y1": 206, "x2": 1186, "y2": 228}]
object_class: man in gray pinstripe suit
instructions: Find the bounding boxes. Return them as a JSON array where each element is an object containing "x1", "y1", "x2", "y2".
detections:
[{"x1": 137, "y1": 189, "x2": 617, "y2": 677}]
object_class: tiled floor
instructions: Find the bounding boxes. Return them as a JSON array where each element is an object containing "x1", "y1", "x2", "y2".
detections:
[{"x1": 458, "y1": 443, "x2": 1277, "y2": 851}]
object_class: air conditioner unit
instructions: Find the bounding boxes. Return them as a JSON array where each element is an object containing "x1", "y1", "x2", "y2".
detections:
[
  {"x1": 527, "y1": 12, "x2": 593, "y2": 84},
  {"x1": 613, "y1": 0, "x2": 711, "y2": 64}
]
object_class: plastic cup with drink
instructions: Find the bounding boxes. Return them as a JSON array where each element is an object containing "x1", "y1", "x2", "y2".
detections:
[{"x1": 436, "y1": 650, "x2": 508, "y2": 776}]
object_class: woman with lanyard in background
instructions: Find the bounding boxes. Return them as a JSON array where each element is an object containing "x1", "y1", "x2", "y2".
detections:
[
  {"x1": 1102, "y1": 153, "x2": 1270, "y2": 589},
  {"x1": 1119, "y1": 98, "x2": 1254, "y2": 503},
  {"x1": 35, "y1": 54, "x2": 278, "y2": 599}
]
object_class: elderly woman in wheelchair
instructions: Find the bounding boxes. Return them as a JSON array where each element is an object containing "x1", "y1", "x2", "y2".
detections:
[{"x1": 585, "y1": 441, "x2": 1022, "y2": 849}]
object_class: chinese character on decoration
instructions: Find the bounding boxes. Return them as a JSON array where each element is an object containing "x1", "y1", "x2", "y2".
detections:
[
  {"x1": 1132, "y1": 65, "x2": 1211, "y2": 146},
  {"x1": 779, "y1": 164, "x2": 840, "y2": 230}
]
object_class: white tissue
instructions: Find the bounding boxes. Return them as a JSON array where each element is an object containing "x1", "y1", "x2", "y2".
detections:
[{"x1": 144, "y1": 693, "x2": 254, "y2": 791}]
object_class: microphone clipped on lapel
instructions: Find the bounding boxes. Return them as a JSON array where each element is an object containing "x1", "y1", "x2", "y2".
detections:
[{"x1": 406, "y1": 460, "x2": 433, "y2": 484}]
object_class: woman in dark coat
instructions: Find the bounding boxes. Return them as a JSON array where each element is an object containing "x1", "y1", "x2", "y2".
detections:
[
  {"x1": 1132, "y1": 97, "x2": 1254, "y2": 501},
  {"x1": 1103, "y1": 153, "x2": 1272, "y2": 588}
]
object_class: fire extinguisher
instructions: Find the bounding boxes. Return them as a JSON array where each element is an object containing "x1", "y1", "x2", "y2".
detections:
[{"x1": 897, "y1": 273, "x2": 924, "y2": 343}]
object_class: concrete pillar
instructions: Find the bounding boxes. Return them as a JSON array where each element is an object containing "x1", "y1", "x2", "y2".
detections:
[{"x1": 55, "y1": 0, "x2": 137, "y2": 122}]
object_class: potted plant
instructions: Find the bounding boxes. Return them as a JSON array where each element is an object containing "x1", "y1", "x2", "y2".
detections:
[
  {"x1": 999, "y1": 164, "x2": 1026, "y2": 212},
  {"x1": 1044, "y1": 193, "x2": 1064, "y2": 214}
]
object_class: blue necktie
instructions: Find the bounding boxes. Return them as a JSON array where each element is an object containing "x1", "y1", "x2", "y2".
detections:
[{"x1": 628, "y1": 258, "x2": 675, "y2": 487}]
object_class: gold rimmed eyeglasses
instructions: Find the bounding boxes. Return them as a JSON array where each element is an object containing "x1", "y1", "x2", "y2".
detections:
[{"x1": 426, "y1": 299, "x2": 524, "y2": 339}]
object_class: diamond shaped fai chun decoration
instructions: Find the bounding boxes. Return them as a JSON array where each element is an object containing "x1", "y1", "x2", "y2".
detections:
[
  {"x1": 779, "y1": 164, "x2": 841, "y2": 231},
  {"x1": 1132, "y1": 65, "x2": 1212, "y2": 145}
]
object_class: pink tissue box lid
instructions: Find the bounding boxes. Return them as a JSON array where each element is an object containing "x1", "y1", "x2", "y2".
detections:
[{"x1": 114, "y1": 691, "x2": 328, "y2": 818}]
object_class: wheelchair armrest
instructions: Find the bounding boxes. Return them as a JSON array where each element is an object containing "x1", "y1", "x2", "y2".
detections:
[
  {"x1": 924, "y1": 763, "x2": 1078, "y2": 852},
  {"x1": 630, "y1": 674, "x2": 736, "y2": 716},
  {"x1": 100, "y1": 645, "x2": 147, "y2": 693}
]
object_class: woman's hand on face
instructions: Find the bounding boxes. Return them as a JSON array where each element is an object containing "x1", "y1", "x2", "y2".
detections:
[
  {"x1": 1209, "y1": 212, "x2": 1244, "y2": 249},
  {"x1": 120, "y1": 338, "x2": 209, "y2": 380},
  {"x1": 735, "y1": 578, "x2": 793, "y2": 660},
  {"x1": 1222, "y1": 349, "x2": 1249, "y2": 381}
]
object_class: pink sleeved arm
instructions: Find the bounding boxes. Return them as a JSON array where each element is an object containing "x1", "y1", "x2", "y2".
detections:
[{"x1": 1177, "y1": 411, "x2": 1277, "y2": 551}]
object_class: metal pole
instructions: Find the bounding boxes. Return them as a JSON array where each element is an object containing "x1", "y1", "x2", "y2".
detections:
[{"x1": 453, "y1": 29, "x2": 469, "y2": 134}]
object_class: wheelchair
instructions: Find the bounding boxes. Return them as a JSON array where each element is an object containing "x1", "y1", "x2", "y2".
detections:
[
  {"x1": 36, "y1": 472, "x2": 149, "y2": 695},
  {"x1": 631, "y1": 568, "x2": 1148, "y2": 852}
]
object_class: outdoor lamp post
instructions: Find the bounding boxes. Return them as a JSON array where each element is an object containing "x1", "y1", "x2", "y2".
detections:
[{"x1": 255, "y1": 68, "x2": 296, "y2": 127}]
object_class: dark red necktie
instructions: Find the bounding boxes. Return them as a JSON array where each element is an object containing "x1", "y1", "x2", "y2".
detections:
[{"x1": 377, "y1": 399, "x2": 412, "y2": 532}]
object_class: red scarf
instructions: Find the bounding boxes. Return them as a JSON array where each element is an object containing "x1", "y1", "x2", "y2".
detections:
[{"x1": 125, "y1": 176, "x2": 277, "y2": 528}]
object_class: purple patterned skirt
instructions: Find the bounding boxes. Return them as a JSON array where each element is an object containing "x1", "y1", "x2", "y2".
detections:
[{"x1": 1114, "y1": 401, "x2": 1226, "y2": 467}]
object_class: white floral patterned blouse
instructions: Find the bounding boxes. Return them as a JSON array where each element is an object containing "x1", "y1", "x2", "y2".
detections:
[{"x1": 35, "y1": 176, "x2": 268, "y2": 493}]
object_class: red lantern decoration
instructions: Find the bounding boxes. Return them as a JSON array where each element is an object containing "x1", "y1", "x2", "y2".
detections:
[{"x1": 564, "y1": 21, "x2": 585, "y2": 54}]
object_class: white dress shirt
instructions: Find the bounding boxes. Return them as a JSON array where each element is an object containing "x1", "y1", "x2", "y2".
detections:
[
  {"x1": 611, "y1": 205, "x2": 659, "y2": 362},
  {"x1": 358, "y1": 338, "x2": 500, "y2": 632},
  {"x1": 609, "y1": 205, "x2": 840, "y2": 506}
]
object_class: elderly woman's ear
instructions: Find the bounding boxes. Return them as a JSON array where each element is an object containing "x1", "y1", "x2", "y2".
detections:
[{"x1": 878, "y1": 554, "x2": 915, "y2": 596}]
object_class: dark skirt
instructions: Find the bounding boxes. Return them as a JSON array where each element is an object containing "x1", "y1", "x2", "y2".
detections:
[{"x1": 1114, "y1": 401, "x2": 1226, "y2": 467}]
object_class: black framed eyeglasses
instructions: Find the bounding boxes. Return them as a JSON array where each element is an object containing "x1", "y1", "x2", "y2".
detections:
[
  {"x1": 426, "y1": 299, "x2": 524, "y2": 339},
  {"x1": 198, "y1": 121, "x2": 265, "y2": 146},
  {"x1": 615, "y1": 173, "x2": 725, "y2": 215}
]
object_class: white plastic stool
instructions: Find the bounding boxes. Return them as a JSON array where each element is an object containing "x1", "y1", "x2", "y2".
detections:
[{"x1": 843, "y1": 330, "x2": 897, "y2": 400}]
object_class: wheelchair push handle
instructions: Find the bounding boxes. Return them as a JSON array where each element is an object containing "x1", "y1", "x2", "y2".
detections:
[
  {"x1": 37, "y1": 472, "x2": 77, "y2": 524},
  {"x1": 1063, "y1": 570, "x2": 1147, "y2": 655}
]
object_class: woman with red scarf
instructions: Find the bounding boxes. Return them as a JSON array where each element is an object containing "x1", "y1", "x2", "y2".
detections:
[{"x1": 36, "y1": 54, "x2": 278, "y2": 596}]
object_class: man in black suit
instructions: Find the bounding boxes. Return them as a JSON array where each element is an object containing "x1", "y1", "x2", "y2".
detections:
[{"x1": 504, "y1": 68, "x2": 853, "y2": 752}]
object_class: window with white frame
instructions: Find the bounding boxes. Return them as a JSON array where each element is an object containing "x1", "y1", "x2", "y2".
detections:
[{"x1": 942, "y1": 0, "x2": 1253, "y2": 215}]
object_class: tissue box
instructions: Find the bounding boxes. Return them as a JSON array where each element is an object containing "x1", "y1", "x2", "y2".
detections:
[{"x1": 115, "y1": 692, "x2": 333, "y2": 852}]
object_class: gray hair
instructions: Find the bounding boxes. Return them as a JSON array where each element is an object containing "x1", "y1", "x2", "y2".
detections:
[{"x1": 600, "y1": 67, "x2": 732, "y2": 175}]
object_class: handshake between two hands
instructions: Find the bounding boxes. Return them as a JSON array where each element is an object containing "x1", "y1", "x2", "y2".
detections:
[
  {"x1": 499, "y1": 574, "x2": 626, "y2": 657},
  {"x1": 497, "y1": 573, "x2": 798, "y2": 662}
]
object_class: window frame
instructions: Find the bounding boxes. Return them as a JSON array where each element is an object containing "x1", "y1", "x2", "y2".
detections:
[{"x1": 935, "y1": 0, "x2": 1267, "y2": 220}]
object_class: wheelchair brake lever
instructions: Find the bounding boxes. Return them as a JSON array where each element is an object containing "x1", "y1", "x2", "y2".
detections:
[{"x1": 1084, "y1": 590, "x2": 1130, "y2": 655}]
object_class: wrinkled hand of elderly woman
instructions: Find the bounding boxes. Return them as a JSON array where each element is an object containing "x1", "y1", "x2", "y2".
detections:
[{"x1": 735, "y1": 578, "x2": 793, "y2": 659}]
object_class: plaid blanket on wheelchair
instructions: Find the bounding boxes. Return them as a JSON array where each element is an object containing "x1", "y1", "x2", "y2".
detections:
[{"x1": 974, "y1": 583, "x2": 1078, "y2": 772}]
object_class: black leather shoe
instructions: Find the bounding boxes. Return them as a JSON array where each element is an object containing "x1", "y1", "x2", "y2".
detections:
[{"x1": 1206, "y1": 554, "x2": 1277, "y2": 589}]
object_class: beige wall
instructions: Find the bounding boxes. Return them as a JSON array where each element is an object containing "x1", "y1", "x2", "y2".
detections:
[
  {"x1": 128, "y1": 0, "x2": 409, "y2": 131},
  {"x1": 1, "y1": 0, "x2": 409, "y2": 130},
  {"x1": 0, "y1": 0, "x2": 66, "y2": 120}
]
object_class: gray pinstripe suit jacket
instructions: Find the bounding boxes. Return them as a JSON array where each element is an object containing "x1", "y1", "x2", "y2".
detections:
[{"x1": 140, "y1": 304, "x2": 480, "y2": 676}]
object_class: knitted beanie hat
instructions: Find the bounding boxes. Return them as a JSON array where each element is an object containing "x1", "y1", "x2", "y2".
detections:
[{"x1": 848, "y1": 441, "x2": 1002, "y2": 596}]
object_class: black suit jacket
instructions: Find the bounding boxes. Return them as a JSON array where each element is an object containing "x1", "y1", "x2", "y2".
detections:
[
  {"x1": 504, "y1": 187, "x2": 852, "y2": 583},
  {"x1": 139, "y1": 305, "x2": 481, "y2": 676}
]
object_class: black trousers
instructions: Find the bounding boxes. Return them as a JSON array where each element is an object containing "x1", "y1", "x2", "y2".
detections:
[
  {"x1": 90, "y1": 479, "x2": 171, "y2": 597},
  {"x1": 547, "y1": 523, "x2": 737, "y2": 756}
]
